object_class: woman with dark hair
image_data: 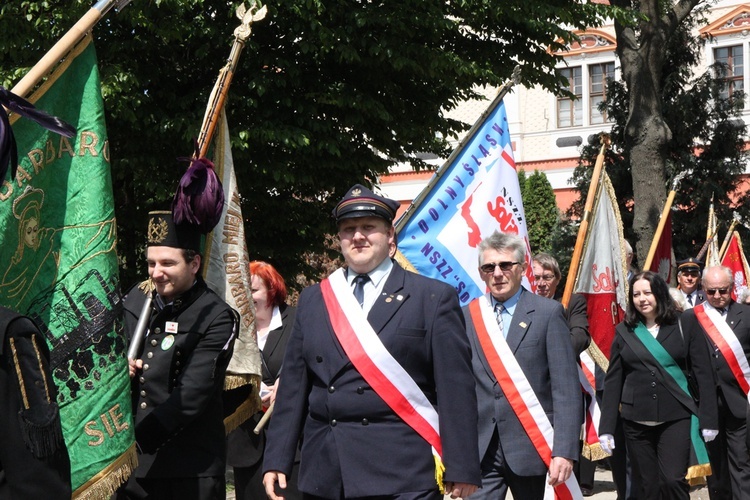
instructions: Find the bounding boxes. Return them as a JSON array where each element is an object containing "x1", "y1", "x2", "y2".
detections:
[
  {"x1": 599, "y1": 271, "x2": 718, "y2": 500},
  {"x1": 226, "y1": 261, "x2": 300, "y2": 500}
]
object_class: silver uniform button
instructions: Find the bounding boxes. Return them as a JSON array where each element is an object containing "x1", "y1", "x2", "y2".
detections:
[
  {"x1": 140, "y1": 402, "x2": 147, "y2": 409},
  {"x1": 140, "y1": 390, "x2": 146, "y2": 397},
  {"x1": 150, "y1": 339, "x2": 158, "y2": 346},
  {"x1": 143, "y1": 364, "x2": 150, "y2": 371},
  {"x1": 154, "y1": 328, "x2": 161, "y2": 334},
  {"x1": 147, "y1": 352, "x2": 153, "y2": 359}
]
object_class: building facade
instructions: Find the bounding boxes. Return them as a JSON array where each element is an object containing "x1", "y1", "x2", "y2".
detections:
[{"x1": 380, "y1": 0, "x2": 750, "y2": 217}]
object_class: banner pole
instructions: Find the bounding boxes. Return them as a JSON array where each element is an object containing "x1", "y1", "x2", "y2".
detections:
[
  {"x1": 11, "y1": 0, "x2": 132, "y2": 98},
  {"x1": 643, "y1": 173, "x2": 684, "y2": 270},
  {"x1": 560, "y1": 134, "x2": 611, "y2": 309}
]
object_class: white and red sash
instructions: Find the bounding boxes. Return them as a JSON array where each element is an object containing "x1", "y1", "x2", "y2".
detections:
[
  {"x1": 694, "y1": 303, "x2": 750, "y2": 399},
  {"x1": 579, "y1": 351, "x2": 604, "y2": 459},
  {"x1": 469, "y1": 295, "x2": 582, "y2": 500},
  {"x1": 320, "y1": 269, "x2": 442, "y2": 456}
]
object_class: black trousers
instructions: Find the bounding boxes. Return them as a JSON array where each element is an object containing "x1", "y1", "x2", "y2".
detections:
[
  {"x1": 303, "y1": 488, "x2": 442, "y2": 500},
  {"x1": 705, "y1": 390, "x2": 750, "y2": 500},
  {"x1": 117, "y1": 475, "x2": 226, "y2": 500},
  {"x1": 622, "y1": 418, "x2": 690, "y2": 500}
]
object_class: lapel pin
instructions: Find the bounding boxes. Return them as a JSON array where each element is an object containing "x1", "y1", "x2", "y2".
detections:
[
  {"x1": 519, "y1": 322, "x2": 528, "y2": 328},
  {"x1": 396, "y1": 295, "x2": 404, "y2": 301},
  {"x1": 385, "y1": 297, "x2": 393, "y2": 303}
]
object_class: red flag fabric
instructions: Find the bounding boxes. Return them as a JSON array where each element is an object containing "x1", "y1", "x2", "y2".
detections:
[
  {"x1": 720, "y1": 231, "x2": 750, "y2": 301},
  {"x1": 573, "y1": 172, "x2": 627, "y2": 366},
  {"x1": 648, "y1": 211, "x2": 672, "y2": 282}
]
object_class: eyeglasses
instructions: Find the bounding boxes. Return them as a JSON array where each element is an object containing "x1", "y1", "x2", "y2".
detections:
[
  {"x1": 480, "y1": 262, "x2": 521, "y2": 274},
  {"x1": 705, "y1": 288, "x2": 730, "y2": 296},
  {"x1": 534, "y1": 274, "x2": 557, "y2": 283}
]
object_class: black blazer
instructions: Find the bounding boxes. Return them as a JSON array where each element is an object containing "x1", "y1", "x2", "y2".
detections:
[
  {"x1": 123, "y1": 279, "x2": 237, "y2": 478},
  {"x1": 600, "y1": 319, "x2": 718, "y2": 434},
  {"x1": 263, "y1": 262, "x2": 481, "y2": 498},
  {"x1": 226, "y1": 304, "x2": 296, "y2": 468},
  {"x1": 559, "y1": 292, "x2": 591, "y2": 355},
  {"x1": 681, "y1": 301, "x2": 750, "y2": 419}
]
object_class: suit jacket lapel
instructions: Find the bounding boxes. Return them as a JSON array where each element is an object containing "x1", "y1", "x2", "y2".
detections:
[
  {"x1": 728, "y1": 302, "x2": 743, "y2": 331},
  {"x1": 261, "y1": 305, "x2": 290, "y2": 376},
  {"x1": 656, "y1": 323, "x2": 677, "y2": 345},
  {"x1": 505, "y1": 290, "x2": 533, "y2": 354},
  {"x1": 367, "y1": 261, "x2": 408, "y2": 334}
]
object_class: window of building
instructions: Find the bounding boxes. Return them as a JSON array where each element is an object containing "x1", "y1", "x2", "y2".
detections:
[
  {"x1": 714, "y1": 45, "x2": 744, "y2": 100},
  {"x1": 557, "y1": 67, "x2": 583, "y2": 128},
  {"x1": 557, "y1": 62, "x2": 615, "y2": 128},
  {"x1": 590, "y1": 62, "x2": 615, "y2": 124}
]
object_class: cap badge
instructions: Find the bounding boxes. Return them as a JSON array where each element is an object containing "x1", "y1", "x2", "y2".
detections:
[
  {"x1": 351, "y1": 188, "x2": 362, "y2": 197},
  {"x1": 148, "y1": 216, "x2": 169, "y2": 244}
]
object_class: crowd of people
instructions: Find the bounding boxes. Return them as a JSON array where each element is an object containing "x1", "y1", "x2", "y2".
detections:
[{"x1": 3, "y1": 184, "x2": 750, "y2": 500}]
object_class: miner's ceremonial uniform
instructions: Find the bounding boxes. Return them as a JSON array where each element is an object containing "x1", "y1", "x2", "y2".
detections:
[
  {"x1": 123, "y1": 279, "x2": 237, "y2": 475},
  {"x1": 118, "y1": 210, "x2": 238, "y2": 500}
]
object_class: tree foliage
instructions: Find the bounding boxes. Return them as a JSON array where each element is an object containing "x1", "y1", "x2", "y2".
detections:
[
  {"x1": 0, "y1": 0, "x2": 611, "y2": 288},
  {"x1": 520, "y1": 170, "x2": 559, "y2": 254},
  {"x1": 568, "y1": 13, "x2": 750, "y2": 267}
]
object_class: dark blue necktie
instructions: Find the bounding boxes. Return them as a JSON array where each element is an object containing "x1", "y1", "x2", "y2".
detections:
[{"x1": 353, "y1": 274, "x2": 370, "y2": 307}]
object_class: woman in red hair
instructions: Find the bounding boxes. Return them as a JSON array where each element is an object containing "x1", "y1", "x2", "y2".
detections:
[{"x1": 227, "y1": 261, "x2": 300, "y2": 500}]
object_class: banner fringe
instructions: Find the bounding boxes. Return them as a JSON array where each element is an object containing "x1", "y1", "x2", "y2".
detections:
[
  {"x1": 224, "y1": 380, "x2": 261, "y2": 434},
  {"x1": 581, "y1": 441, "x2": 609, "y2": 461},
  {"x1": 72, "y1": 443, "x2": 138, "y2": 499},
  {"x1": 686, "y1": 463, "x2": 712, "y2": 486}
]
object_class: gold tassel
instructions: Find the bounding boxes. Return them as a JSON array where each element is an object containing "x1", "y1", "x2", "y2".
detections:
[
  {"x1": 686, "y1": 463, "x2": 712, "y2": 486},
  {"x1": 72, "y1": 443, "x2": 138, "y2": 499},
  {"x1": 434, "y1": 453, "x2": 445, "y2": 494},
  {"x1": 137, "y1": 278, "x2": 155, "y2": 294},
  {"x1": 581, "y1": 441, "x2": 610, "y2": 461}
]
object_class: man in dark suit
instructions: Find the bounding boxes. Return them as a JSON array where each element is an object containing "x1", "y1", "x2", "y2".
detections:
[
  {"x1": 263, "y1": 184, "x2": 480, "y2": 500},
  {"x1": 676, "y1": 258, "x2": 706, "y2": 309},
  {"x1": 0, "y1": 306, "x2": 71, "y2": 499},
  {"x1": 681, "y1": 265, "x2": 750, "y2": 500},
  {"x1": 532, "y1": 253, "x2": 594, "y2": 494},
  {"x1": 118, "y1": 211, "x2": 238, "y2": 500},
  {"x1": 465, "y1": 232, "x2": 581, "y2": 500}
]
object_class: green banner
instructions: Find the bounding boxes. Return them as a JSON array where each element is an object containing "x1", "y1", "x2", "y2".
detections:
[{"x1": 0, "y1": 38, "x2": 135, "y2": 497}]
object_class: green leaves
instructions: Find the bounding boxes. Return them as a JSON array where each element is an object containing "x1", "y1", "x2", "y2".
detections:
[{"x1": 1, "y1": 0, "x2": 613, "y2": 287}]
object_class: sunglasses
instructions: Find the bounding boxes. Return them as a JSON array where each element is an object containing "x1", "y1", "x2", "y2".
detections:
[
  {"x1": 705, "y1": 288, "x2": 730, "y2": 296},
  {"x1": 480, "y1": 262, "x2": 521, "y2": 274}
]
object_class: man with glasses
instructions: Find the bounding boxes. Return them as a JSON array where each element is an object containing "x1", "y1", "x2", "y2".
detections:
[
  {"x1": 464, "y1": 232, "x2": 581, "y2": 500},
  {"x1": 681, "y1": 265, "x2": 750, "y2": 499},
  {"x1": 676, "y1": 257, "x2": 706, "y2": 309},
  {"x1": 532, "y1": 253, "x2": 590, "y2": 355}
]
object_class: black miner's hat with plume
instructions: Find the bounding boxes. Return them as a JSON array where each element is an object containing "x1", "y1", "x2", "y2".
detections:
[{"x1": 0, "y1": 86, "x2": 76, "y2": 182}]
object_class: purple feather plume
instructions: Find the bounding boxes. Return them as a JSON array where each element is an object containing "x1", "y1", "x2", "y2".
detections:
[
  {"x1": 171, "y1": 157, "x2": 225, "y2": 233},
  {"x1": 0, "y1": 86, "x2": 76, "y2": 182}
]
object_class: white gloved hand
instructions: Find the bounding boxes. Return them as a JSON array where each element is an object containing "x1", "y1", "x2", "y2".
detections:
[
  {"x1": 702, "y1": 429, "x2": 719, "y2": 442},
  {"x1": 598, "y1": 434, "x2": 615, "y2": 456}
]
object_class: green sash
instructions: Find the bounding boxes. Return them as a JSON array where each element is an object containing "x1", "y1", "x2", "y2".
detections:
[{"x1": 624, "y1": 323, "x2": 711, "y2": 483}]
